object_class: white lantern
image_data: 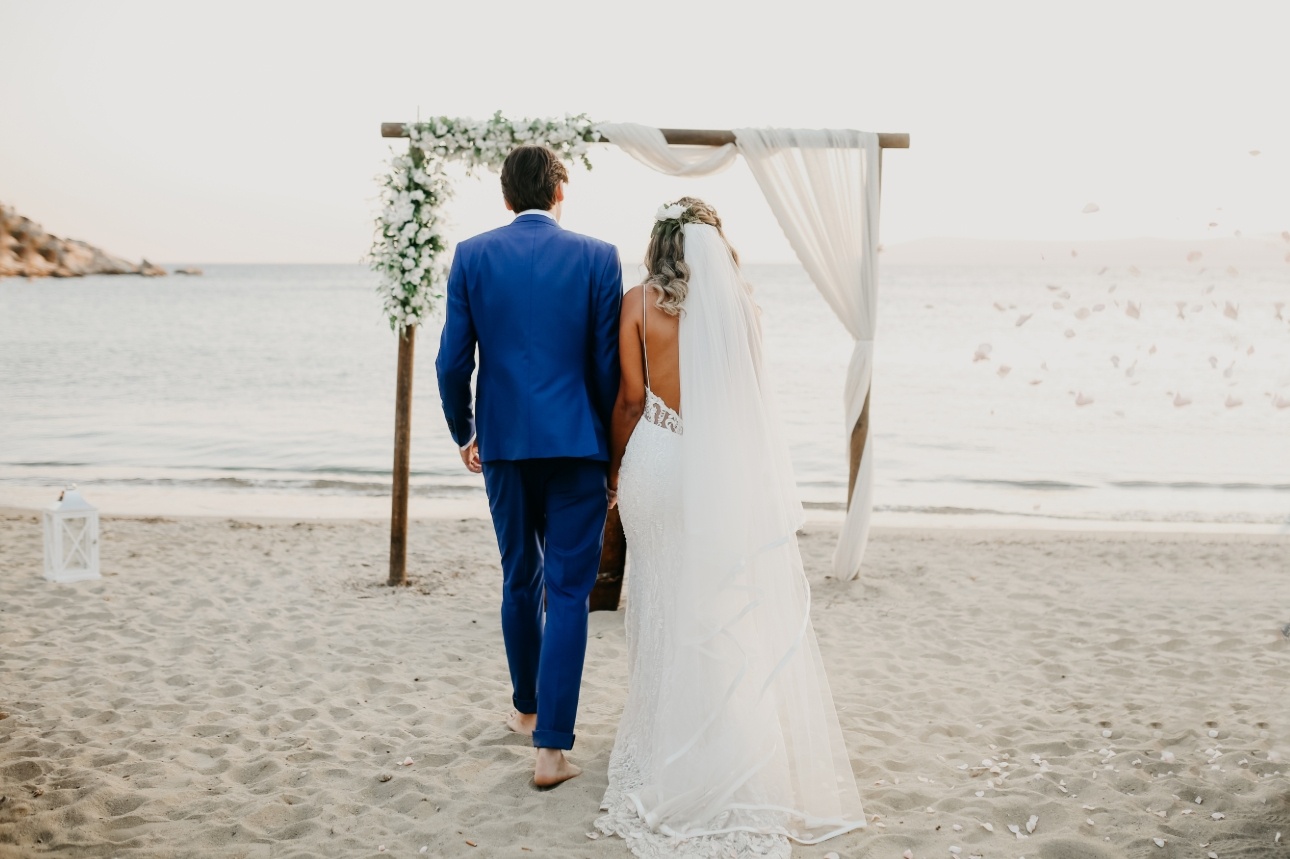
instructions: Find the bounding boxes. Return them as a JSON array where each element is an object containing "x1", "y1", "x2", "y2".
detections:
[{"x1": 42, "y1": 485, "x2": 101, "y2": 583}]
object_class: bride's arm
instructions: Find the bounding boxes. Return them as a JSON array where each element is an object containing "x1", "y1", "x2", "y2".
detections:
[{"x1": 608, "y1": 286, "x2": 647, "y2": 504}]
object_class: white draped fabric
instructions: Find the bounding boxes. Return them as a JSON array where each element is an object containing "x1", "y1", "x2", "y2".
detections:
[
  {"x1": 596, "y1": 122, "x2": 881, "y2": 579},
  {"x1": 594, "y1": 122, "x2": 740, "y2": 176}
]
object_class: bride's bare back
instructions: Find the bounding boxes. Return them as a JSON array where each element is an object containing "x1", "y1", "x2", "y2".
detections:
[{"x1": 623, "y1": 284, "x2": 680, "y2": 414}]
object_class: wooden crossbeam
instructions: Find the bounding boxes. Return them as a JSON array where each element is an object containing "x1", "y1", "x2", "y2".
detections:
[{"x1": 381, "y1": 123, "x2": 909, "y2": 149}]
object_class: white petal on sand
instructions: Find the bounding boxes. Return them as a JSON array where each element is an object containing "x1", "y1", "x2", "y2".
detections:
[
  {"x1": 974, "y1": 344, "x2": 993, "y2": 362},
  {"x1": 1026, "y1": 815, "x2": 1038, "y2": 833},
  {"x1": 1126, "y1": 302, "x2": 1141, "y2": 319},
  {"x1": 1212, "y1": 812, "x2": 1226, "y2": 819},
  {"x1": 950, "y1": 847, "x2": 962, "y2": 855},
  {"x1": 981, "y1": 822, "x2": 994, "y2": 832},
  {"x1": 402, "y1": 756, "x2": 414, "y2": 766},
  {"x1": 1087, "y1": 818, "x2": 1095, "y2": 826},
  {"x1": 1155, "y1": 838, "x2": 1166, "y2": 848},
  {"x1": 952, "y1": 824, "x2": 963, "y2": 831},
  {"x1": 1174, "y1": 393, "x2": 1192, "y2": 407},
  {"x1": 1196, "y1": 796, "x2": 1205, "y2": 804},
  {"x1": 1225, "y1": 395, "x2": 1243, "y2": 408},
  {"x1": 997, "y1": 365, "x2": 1012, "y2": 378},
  {"x1": 904, "y1": 851, "x2": 914, "y2": 859},
  {"x1": 823, "y1": 853, "x2": 840, "y2": 859},
  {"x1": 1015, "y1": 313, "x2": 1033, "y2": 327},
  {"x1": 1224, "y1": 302, "x2": 1239, "y2": 320},
  {"x1": 421, "y1": 848, "x2": 428, "y2": 854},
  {"x1": 1209, "y1": 729, "x2": 1219, "y2": 738},
  {"x1": 1082, "y1": 203, "x2": 1100, "y2": 213}
]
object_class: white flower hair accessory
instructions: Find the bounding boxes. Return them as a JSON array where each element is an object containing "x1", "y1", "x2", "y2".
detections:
[{"x1": 655, "y1": 202, "x2": 689, "y2": 223}]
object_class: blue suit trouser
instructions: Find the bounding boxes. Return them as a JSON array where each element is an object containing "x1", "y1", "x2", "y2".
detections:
[{"x1": 481, "y1": 457, "x2": 607, "y2": 750}]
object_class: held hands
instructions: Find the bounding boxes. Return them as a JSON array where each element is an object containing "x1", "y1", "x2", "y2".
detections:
[
  {"x1": 607, "y1": 483, "x2": 619, "y2": 510},
  {"x1": 460, "y1": 440, "x2": 482, "y2": 474}
]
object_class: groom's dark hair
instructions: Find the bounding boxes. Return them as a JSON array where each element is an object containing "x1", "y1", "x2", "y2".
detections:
[{"x1": 501, "y1": 145, "x2": 568, "y2": 212}]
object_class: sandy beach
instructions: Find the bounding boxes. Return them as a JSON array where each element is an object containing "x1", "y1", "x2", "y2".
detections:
[{"x1": 0, "y1": 510, "x2": 1285, "y2": 858}]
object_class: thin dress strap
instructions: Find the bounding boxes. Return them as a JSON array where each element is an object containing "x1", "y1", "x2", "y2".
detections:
[{"x1": 641, "y1": 286, "x2": 650, "y2": 389}]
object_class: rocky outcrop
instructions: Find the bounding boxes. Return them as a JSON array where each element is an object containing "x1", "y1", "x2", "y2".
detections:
[{"x1": 0, "y1": 204, "x2": 166, "y2": 279}]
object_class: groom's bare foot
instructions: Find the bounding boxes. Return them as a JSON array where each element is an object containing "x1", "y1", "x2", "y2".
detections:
[
  {"x1": 533, "y1": 748, "x2": 581, "y2": 788},
  {"x1": 506, "y1": 711, "x2": 536, "y2": 737}
]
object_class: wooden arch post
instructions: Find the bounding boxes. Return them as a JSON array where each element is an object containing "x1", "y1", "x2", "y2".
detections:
[{"x1": 379, "y1": 123, "x2": 908, "y2": 595}]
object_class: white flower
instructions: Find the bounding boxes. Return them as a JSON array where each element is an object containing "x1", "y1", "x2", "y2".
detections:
[{"x1": 655, "y1": 203, "x2": 688, "y2": 222}]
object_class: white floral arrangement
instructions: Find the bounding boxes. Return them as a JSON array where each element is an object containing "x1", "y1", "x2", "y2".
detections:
[
  {"x1": 370, "y1": 112, "x2": 602, "y2": 334},
  {"x1": 655, "y1": 202, "x2": 689, "y2": 222}
]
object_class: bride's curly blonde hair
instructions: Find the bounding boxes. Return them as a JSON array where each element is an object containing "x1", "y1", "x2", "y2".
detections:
[{"x1": 643, "y1": 197, "x2": 741, "y2": 316}]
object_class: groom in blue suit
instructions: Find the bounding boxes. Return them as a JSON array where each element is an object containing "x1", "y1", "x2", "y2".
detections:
[{"x1": 436, "y1": 145, "x2": 622, "y2": 787}]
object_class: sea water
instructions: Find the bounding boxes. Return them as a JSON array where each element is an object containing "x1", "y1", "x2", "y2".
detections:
[{"x1": 1, "y1": 262, "x2": 1287, "y2": 530}]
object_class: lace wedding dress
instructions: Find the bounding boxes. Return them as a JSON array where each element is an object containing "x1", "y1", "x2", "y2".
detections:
[{"x1": 595, "y1": 224, "x2": 866, "y2": 858}]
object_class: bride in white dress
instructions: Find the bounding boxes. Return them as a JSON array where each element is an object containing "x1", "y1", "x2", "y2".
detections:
[{"x1": 597, "y1": 198, "x2": 866, "y2": 858}]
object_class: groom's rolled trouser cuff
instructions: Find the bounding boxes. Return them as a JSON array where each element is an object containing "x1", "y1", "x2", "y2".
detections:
[
  {"x1": 532, "y1": 729, "x2": 575, "y2": 751},
  {"x1": 512, "y1": 695, "x2": 536, "y2": 714}
]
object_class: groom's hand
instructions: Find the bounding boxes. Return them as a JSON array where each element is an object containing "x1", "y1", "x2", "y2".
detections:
[{"x1": 460, "y1": 440, "x2": 482, "y2": 474}]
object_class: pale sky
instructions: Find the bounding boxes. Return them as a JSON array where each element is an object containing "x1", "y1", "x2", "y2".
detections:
[{"x1": 1, "y1": 0, "x2": 1286, "y2": 264}]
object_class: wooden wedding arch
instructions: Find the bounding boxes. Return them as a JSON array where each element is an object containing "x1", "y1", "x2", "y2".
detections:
[{"x1": 380, "y1": 122, "x2": 909, "y2": 604}]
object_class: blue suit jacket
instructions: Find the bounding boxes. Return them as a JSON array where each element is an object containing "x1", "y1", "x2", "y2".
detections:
[{"x1": 435, "y1": 213, "x2": 623, "y2": 463}]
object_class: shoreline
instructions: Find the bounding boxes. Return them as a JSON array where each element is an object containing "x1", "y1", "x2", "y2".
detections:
[{"x1": 3, "y1": 483, "x2": 1288, "y2": 536}]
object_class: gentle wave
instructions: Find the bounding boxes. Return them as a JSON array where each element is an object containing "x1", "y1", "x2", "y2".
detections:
[{"x1": 902, "y1": 477, "x2": 1290, "y2": 493}]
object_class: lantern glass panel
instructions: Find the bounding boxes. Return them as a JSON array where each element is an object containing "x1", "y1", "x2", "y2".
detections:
[{"x1": 61, "y1": 516, "x2": 91, "y2": 571}]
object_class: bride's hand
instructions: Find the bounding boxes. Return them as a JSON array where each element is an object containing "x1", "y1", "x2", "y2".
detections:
[{"x1": 607, "y1": 485, "x2": 619, "y2": 510}]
